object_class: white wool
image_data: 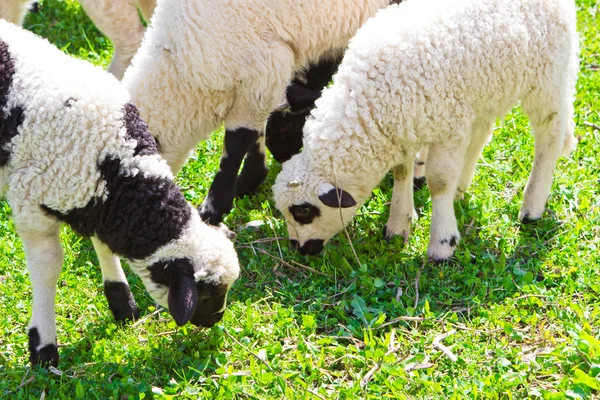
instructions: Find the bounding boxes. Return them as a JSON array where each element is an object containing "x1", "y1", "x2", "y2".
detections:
[
  {"x1": 273, "y1": 0, "x2": 579, "y2": 259},
  {"x1": 122, "y1": 0, "x2": 392, "y2": 173}
]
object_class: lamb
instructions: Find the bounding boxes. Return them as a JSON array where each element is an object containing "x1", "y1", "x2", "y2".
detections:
[
  {"x1": 0, "y1": 20, "x2": 239, "y2": 367},
  {"x1": 123, "y1": 0, "x2": 402, "y2": 226},
  {"x1": 272, "y1": 0, "x2": 579, "y2": 260},
  {"x1": 0, "y1": 0, "x2": 156, "y2": 79}
]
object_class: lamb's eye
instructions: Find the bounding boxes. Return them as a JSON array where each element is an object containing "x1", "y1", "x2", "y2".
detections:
[{"x1": 296, "y1": 207, "x2": 311, "y2": 217}]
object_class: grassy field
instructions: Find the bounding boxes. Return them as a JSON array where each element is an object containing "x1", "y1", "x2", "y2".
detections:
[{"x1": 1, "y1": 0, "x2": 599, "y2": 398}]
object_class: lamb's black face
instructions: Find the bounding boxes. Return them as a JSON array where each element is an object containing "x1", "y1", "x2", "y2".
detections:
[
  {"x1": 190, "y1": 281, "x2": 229, "y2": 327},
  {"x1": 147, "y1": 258, "x2": 230, "y2": 327}
]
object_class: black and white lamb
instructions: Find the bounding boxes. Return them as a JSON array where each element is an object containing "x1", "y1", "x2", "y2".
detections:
[
  {"x1": 273, "y1": 0, "x2": 579, "y2": 260},
  {"x1": 0, "y1": 20, "x2": 239, "y2": 367}
]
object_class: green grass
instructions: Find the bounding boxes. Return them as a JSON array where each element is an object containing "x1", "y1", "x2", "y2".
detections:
[{"x1": 1, "y1": 0, "x2": 599, "y2": 398}]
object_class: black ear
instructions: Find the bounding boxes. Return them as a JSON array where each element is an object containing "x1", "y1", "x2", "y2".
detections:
[
  {"x1": 168, "y1": 271, "x2": 198, "y2": 326},
  {"x1": 318, "y1": 185, "x2": 357, "y2": 208}
]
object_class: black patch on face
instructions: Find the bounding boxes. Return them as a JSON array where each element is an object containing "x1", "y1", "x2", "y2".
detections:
[
  {"x1": 0, "y1": 40, "x2": 24, "y2": 168},
  {"x1": 147, "y1": 258, "x2": 229, "y2": 327},
  {"x1": 289, "y1": 202, "x2": 321, "y2": 225},
  {"x1": 191, "y1": 281, "x2": 228, "y2": 327},
  {"x1": 42, "y1": 155, "x2": 190, "y2": 260},
  {"x1": 103, "y1": 281, "x2": 140, "y2": 321},
  {"x1": 123, "y1": 103, "x2": 159, "y2": 157},
  {"x1": 28, "y1": 327, "x2": 59, "y2": 367},
  {"x1": 298, "y1": 239, "x2": 324, "y2": 256},
  {"x1": 200, "y1": 127, "x2": 259, "y2": 225}
]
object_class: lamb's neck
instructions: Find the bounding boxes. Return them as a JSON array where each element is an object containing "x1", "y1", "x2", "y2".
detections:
[{"x1": 306, "y1": 119, "x2": 394, "y2": 198}]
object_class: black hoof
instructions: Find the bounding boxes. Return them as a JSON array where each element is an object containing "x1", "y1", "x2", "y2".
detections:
[
  {"x1": 104, "y1": 281, "x2": 140, "y2": 322},
  {"x1": 520, "y1": 214, "x2": 539, "y2": 225},
  {"x1": 199, "y1": 206, "x2": 223, "y2": 226},
  {"x1": 28, "y1": 328, "x2": 59, "y2": 367}
]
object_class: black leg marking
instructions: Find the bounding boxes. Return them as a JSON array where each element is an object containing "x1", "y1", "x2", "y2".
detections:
[
  {"x1": 200, "y1": 128, "x2": 259, "y2": 225},
  {"x1": 235, "y1": 140, "x2": 268, "y2": 198},
  {"x1": 28, "y1": 328, "x2": 59, "y2": 367},
  {"x1": 103, "y1": 281, "x2": 140, "y2": 322},
  {"x1": 439, "y1": 235, "x2": 459, "y2": 247},
  {"x1": 0, "y1": 40, "x2": 24, "y2": 168}
]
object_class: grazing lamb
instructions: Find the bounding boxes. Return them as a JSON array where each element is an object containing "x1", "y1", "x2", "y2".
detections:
[
  {"x1": 0, "y1": 20, "x2": 239, "y2": 367},
  {"x1": 273, "y1": 0, "x2": 579, "y2": 260},
  {"x1": 0, "y1": 0, "x2": 156, "y2": 79},
  {"x1": 123, "y1": 0, "x2": 402, "y2": 226}
]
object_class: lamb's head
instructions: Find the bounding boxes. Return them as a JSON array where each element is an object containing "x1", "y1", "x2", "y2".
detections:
[
  {"x1": 273, "y1": 153, "x2": 358, "y2": 256},
  {"x1": 135, "y1": 212, "x2": 240, "y2": 327}
]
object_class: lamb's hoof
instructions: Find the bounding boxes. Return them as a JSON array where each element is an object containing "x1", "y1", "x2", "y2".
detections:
[
  {"x1": 199, "y1": 206, "x2": 223, "y2": 226},
  {"x1": 427, "y1": 235, "x2": 459, "y2": 263},
  {"x1": 519, "y1": 209, "x2": 542, "y2": 225},
  {"x1": 413, "y1": 177, "x2": 426, "y2": 191},
  {"x1": 28, "y1": 328, "x2": 59, "y2": 368},
  {"x1": 383, "y1": 225, "x2": 409, "y2": 243},
  {"x1": 104, "y1": 281, "x2": 140, "y2": 322}
]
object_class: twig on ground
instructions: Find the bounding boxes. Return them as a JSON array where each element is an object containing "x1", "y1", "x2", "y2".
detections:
[
  {"x1": 375, "y1": 315, "x2": 427, "y2": 330},
  {"x1": 414, "y1": 268, "x2": 421, "y2": 310},
  {"x1": 223, "y1": 328, "x2": 326, "y2": 400},
  {"x1": 360, "y1": 330, "x2": 399, "y2": 388},
  {"x1": 238, "y1": 244, "x2": 329, "y2": 276},
  {"x1": 328, "y1": 280, "x2": 357, "y2": 299},
  {"x1": 138, "y1": 330, "x2": 177, "y2": 343},
  {"x1": 131, "y1": 308, "x2": 162, "y2": 327},
  {"x1": 432, "y1": 329, "x2": 458, "y2": 362},
  {"x1": 584, "y1": 121, "x2": 600, "y2": 131},
  {"x1": 17, "y1": 372, "x2": 35, "y2": 390},
  {"x1": 238, "y1": 237, "x2": 292, "y2": 245}
]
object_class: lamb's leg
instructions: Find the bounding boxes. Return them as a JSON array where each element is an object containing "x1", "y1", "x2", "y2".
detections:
[
  {"x1": 18, "y1": 226, "x2": 63, "y2": 367},
  {"x1": 200, "y1": 127, "x2": 260, "y2": 225},
  {"x1": 518, "y1": 106, "x2": 571, "y2": 223},
  {"x1": 234, "y1": 133, "x2": 268, "y2": 198},
  {"x1": 91, "y1": 237, "x2": 139, "y2": 322},
  {"x1": 0, "y1": 0, "x2": 34, "y2": 25},
  {"x1": 425, "y1": 141, "x2": 467, "y2": 262},
  {"x1": 456, "y1": 117, "x2": 495, "y2": 199},
  {"x1": 413, "y1": 147, "x2": 428, "y2": 191},
  {"x1": 78, "y1": 0, "x2": 146, "y2": 79},
  {"x1": 384, "y1": 162, "x2": 417, "y2": 242}
]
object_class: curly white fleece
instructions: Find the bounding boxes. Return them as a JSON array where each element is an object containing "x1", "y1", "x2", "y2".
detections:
[
  {"x1": 274, "y1": 0, "x2": 578, "y2": 260},
  {"x1": 0, "y1": 21, "x2": 239, "y2": 349},
  {"x1": 122, "y1": 0, "x2": 393, "y2": 173}
]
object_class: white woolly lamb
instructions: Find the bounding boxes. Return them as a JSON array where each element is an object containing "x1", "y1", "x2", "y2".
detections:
[
  {"x1": 0, "y1": 20, "x2": 239, "y2": 367},
  {"x1": 273, "y1": 0, "x2": 579, "y2": 260},
  {"x1": 122, "y1": 0, "x2": 400, "y2": 226},
  {"x1": 0, "y1": 0, "x2": 156, "y2": 79}
]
